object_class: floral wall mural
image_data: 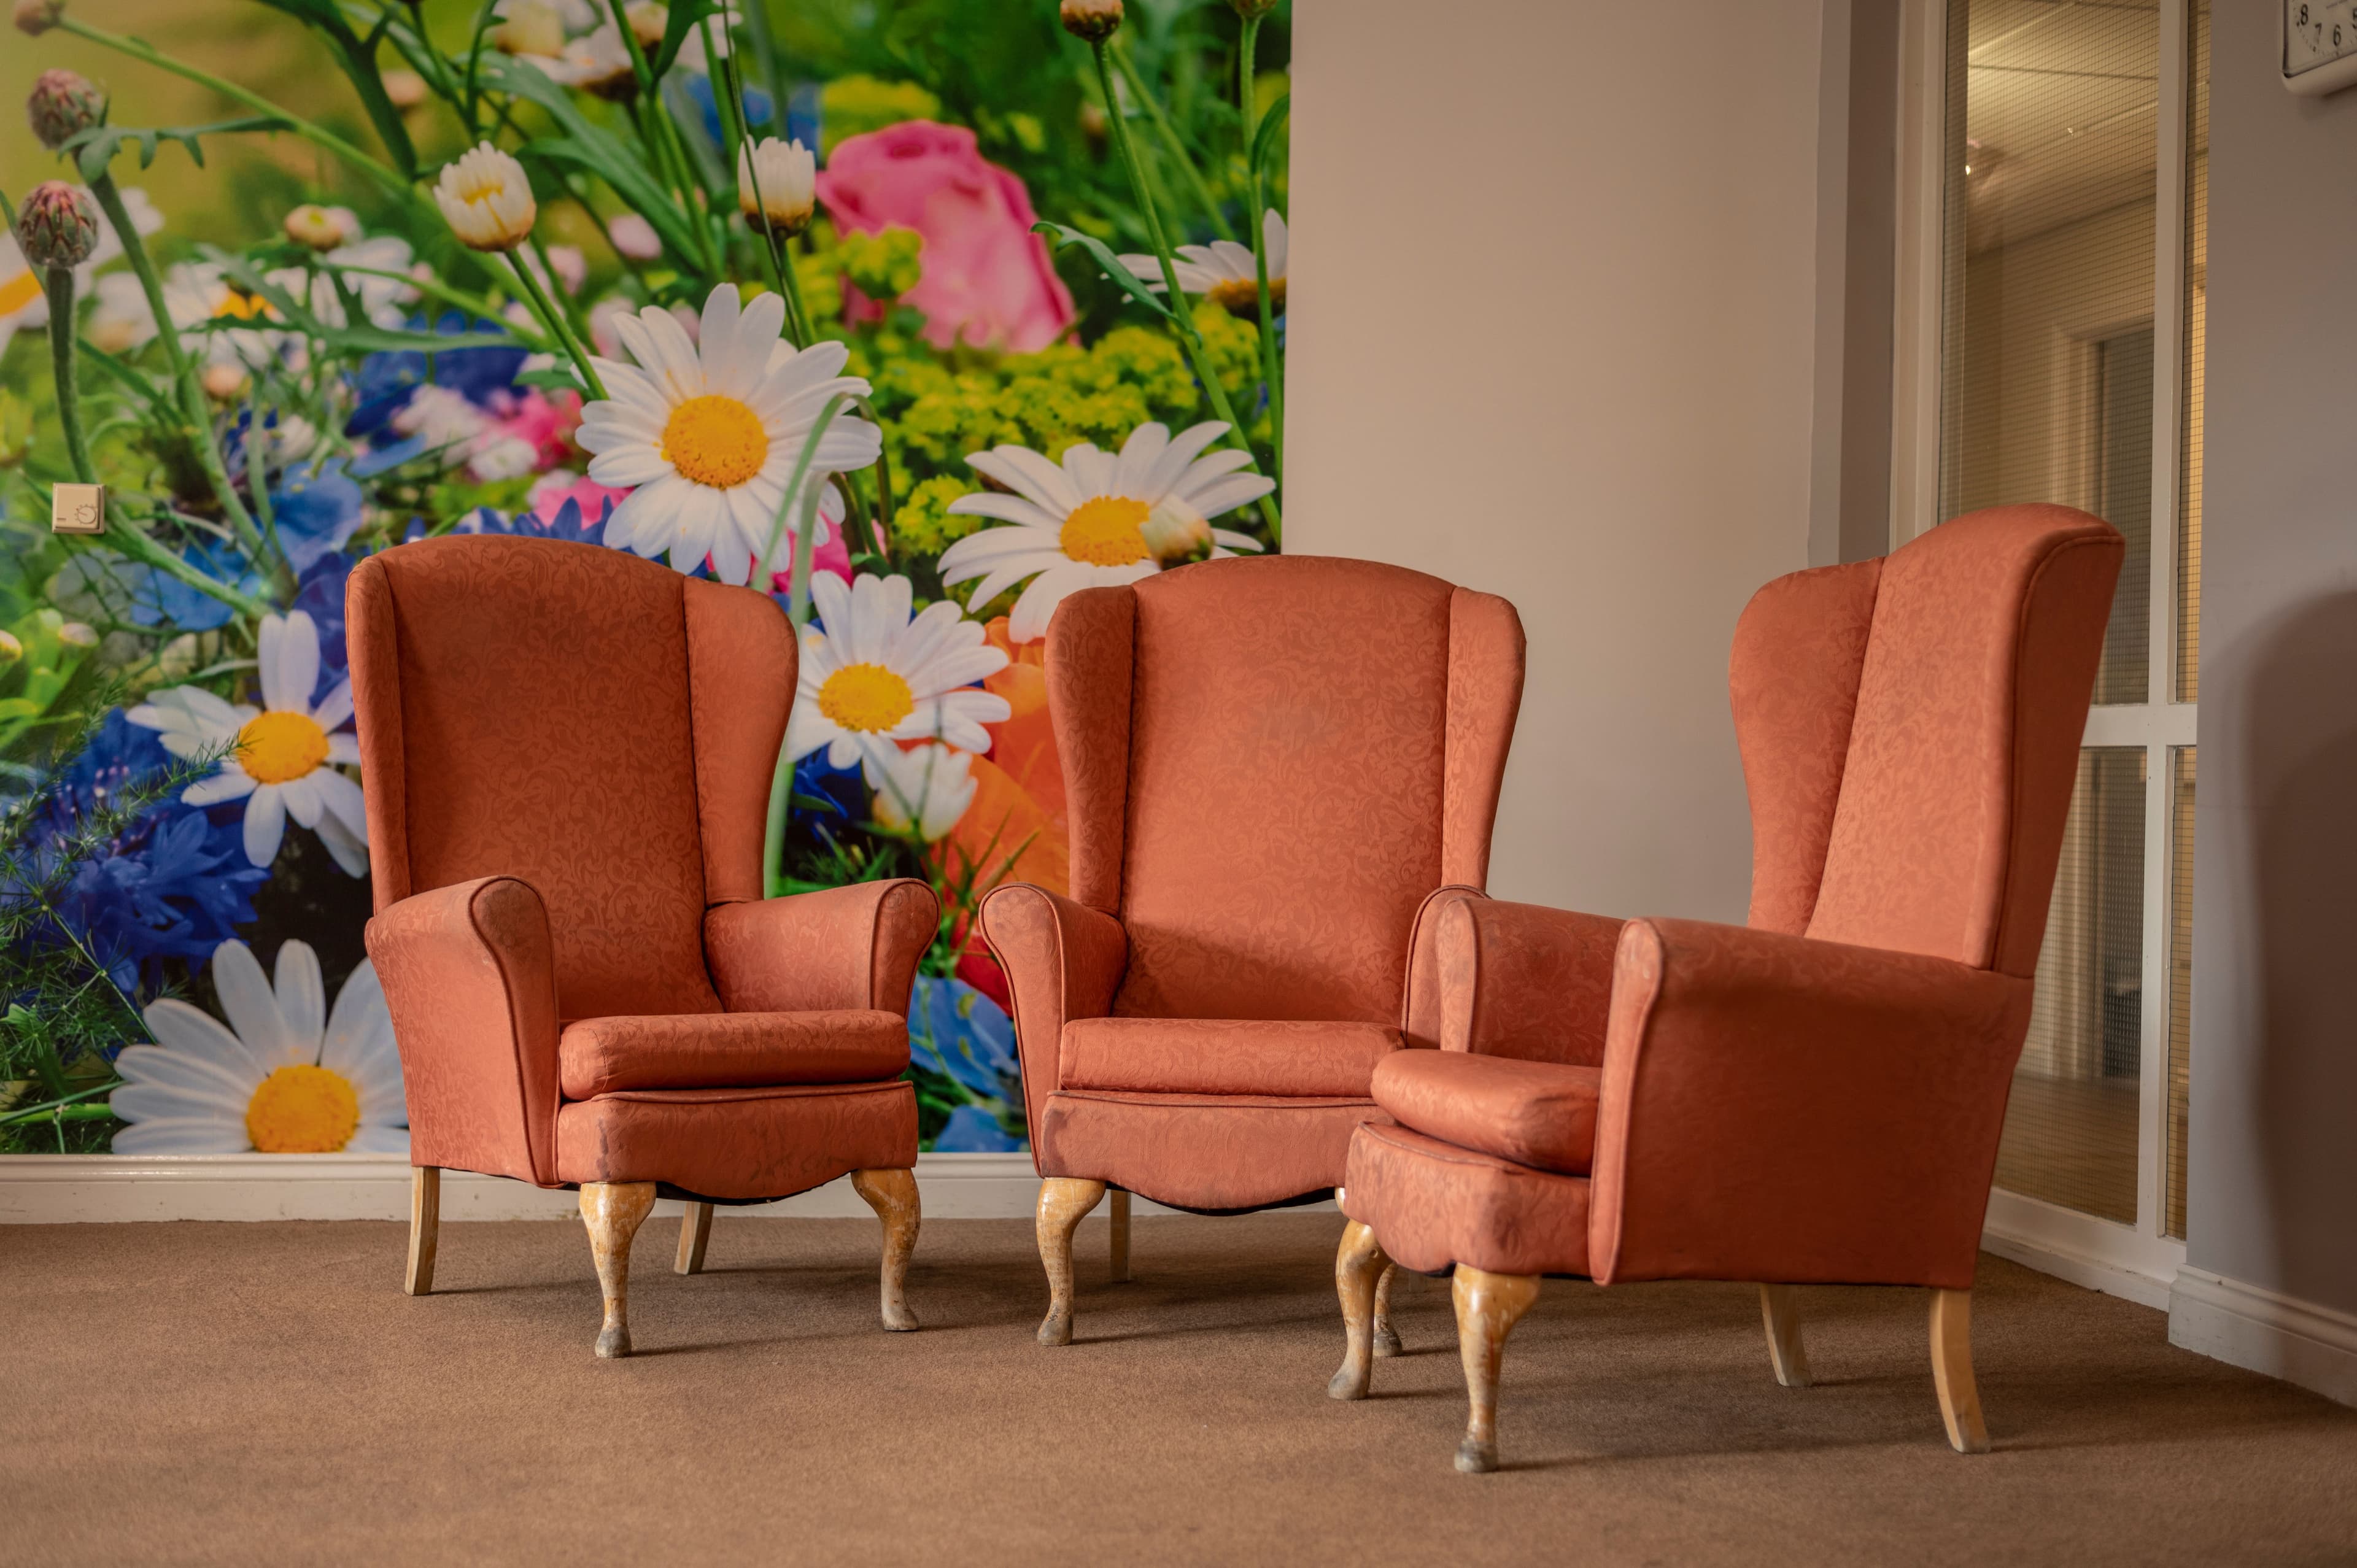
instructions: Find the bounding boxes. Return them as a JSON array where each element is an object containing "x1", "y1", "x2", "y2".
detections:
[{"x1": 0, "y1": 0, "x2": 1288, "y2": 1157}]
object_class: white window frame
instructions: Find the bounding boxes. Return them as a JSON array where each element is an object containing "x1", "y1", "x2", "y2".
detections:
[{"x1": 1889, "y1": 0, "x2": 2197, "y2": 1306}]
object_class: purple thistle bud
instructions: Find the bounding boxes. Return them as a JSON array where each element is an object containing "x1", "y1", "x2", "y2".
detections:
[
  {"x1": 27, "y1": 67, "x2": 106, "y2": 151},
  {"x1": 16, "y1": 180, "x2": 101, "y2": 269}
]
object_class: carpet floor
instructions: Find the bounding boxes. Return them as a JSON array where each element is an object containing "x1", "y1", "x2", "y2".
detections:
[{"x1": 4, "y1": 1215, "x2": 2353, "y2": 1567}]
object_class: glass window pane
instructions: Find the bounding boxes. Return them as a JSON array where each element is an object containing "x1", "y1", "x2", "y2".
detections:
[
  {"x1": 1939, "y1": 0, "x2": 2159, "y2": 703},
  {"x1": 2177, "y1": 0, "x2": 2208, "y2": 702},
  {"x1": 2166, "y1": 746, "x2": 2194, "y2": 1238},
  {"x1": 1995, "y1": 747, "x2": 2146, "y2": 1223}
]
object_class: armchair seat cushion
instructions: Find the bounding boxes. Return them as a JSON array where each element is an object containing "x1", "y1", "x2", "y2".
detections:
[
  {"x1": 1371, "y1": 1050, "x2": 1601, "y2": 1176},
  {"x1": 1061, "y1": 1017, "x2": 1403, "y2": 1099},
  {"x1": 558, "y1": 1010, "x2": 908, "y2": 1099},
  {"x1": 1341, "y1": 1121, "x2": 1592, "y2": 1278}
]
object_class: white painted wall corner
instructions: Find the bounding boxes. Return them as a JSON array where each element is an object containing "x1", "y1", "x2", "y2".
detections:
[{"x1": 2169, "y1": 1266, "x2": 2357, "y2": 1410}]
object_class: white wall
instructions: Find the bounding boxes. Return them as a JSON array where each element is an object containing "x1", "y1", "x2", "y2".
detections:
[
  {"x1": 1285, "y1": 0, "x2": 1830, "y2": 923},
  {"x1": 2182, "y1": 4, "x2": 2357, "y2": 1343}
]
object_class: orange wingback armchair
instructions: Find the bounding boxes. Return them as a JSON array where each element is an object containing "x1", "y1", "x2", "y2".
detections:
[
  {"x1": 349, "y1": 536, "x2": 936, "y2": 1358},
  {"x1": 980, "y1": 554, "x2": 1525, "y2": 1346},
  {"x1": 1327, "y1": 505, "x2": 2123, "y2": 1472}
]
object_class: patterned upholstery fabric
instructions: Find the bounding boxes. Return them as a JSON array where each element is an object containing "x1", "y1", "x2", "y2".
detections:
[
  {"x1": 984, "y1": 555, "x2": 1527, "y2": 1211},
  {"x1": 351, "y1": 536, "x2": 931, "y2": 1199},
  {"x1": 1342, "y1": 505, "x2": 2125, "y2": 1286}
]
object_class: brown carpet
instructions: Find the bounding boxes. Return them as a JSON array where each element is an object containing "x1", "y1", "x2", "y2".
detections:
[{"x1": 5, "y1": 1215, "x2": 2354, "y2": 1567}]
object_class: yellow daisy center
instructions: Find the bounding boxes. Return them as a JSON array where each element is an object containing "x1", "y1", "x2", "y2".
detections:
[
  {"x1": 662, "y1": 394, "x2": 768, "y2": 489},
  {"x1": 818, "y1": 662, "x2": 916, "y2": 734},
  {"x1": 1060, "y1": 495, "x2": 1153, "y2": 566},
  {"x1": 1208, "y1": 275, "x2": 1283, "y2": 317},
  {"x1": 236, "y1": 710, "x2": 330, "y2": 785},
  {"x1": 246, "y1": 1064, "x2": 360, "y2": 1154},
  {"x1": 0, "y1": 270, "x2": 42, "y2": 319},
  {"x1": 214, "y1": 287, "x2": 274, "y2": 322}
]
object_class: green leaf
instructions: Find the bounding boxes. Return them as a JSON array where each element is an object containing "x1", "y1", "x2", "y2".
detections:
[
  {"x1": 63, "y1": 118, "x2": 292, "y2": 182},
  {"x1": 192, "y1": 245, "x2": 327, "y2": 336},
  {"x1": 1252, "y1": 92, "x2": 1290, "y2": 184},
  {"x1": 514, "y1": 365, "x2": 590, "y2": 393},
  {"x1": 320, "y1": 325, "x2": 525, "y2": 355},
  {"x1": 247, "y1": 0, "x2": 420, "y2": 177},
  {"x1": 1032, "y1": 221, "x2": 1175, "y2": 322},
  {"x1": 481, "y1": 57, "x2": 706, "y2": 265},
  {"x1": 651, "y1": 0, "x2": 722, "y2": 79}
]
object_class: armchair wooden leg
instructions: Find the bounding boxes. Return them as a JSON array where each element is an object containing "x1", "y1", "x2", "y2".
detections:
[
  {"x1": 1452, "y1": 1266, "x2": 1541, "y2": 1474},
  {"x1": 1035, "y1": 1176, "x2": 1107, "y2": 1346},
  {"x1": 1760, "y1": 1284, "x2": 1811, "y2": 1388},
  {"x1": 851, "y1": 1168, "x2": 921, "y2": 1332},
  {"x1": 1328, "y1": 1219, "x2": 1390, "y2": 1400},
  {"x1": 579, "y1": 1181, "x2": 657, "y2": 1359},
  {"x1": 1930, "y1": 1287, "x2": 1990, "y2": 1453},
  {"x1": 1109, "y1": 1187, "x2": 1132, "y2": 1283},
  {"x1": 1373, "y1": 1262, "x2": 1404, "y2": 1358},
  {"x1": 404, "y1": 1166, "x2": 439, "y2": 1297},
  {"x1": 674, "y1": 1201, "x2": 713, "y2": 1276}
]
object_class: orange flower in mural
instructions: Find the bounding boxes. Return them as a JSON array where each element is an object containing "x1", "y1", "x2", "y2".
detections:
[{"x1": 947, "y1": 616, "x2": 1069, "y2": 901}]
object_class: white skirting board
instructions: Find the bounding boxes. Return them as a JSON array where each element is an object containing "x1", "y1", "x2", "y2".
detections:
[
  {"x1": 2170, "y1": 1266, "x2": 2357, "y2": 1410},
  {"x1": 0, "y1": 1152, "x2": 1331, "y2": 1223}
]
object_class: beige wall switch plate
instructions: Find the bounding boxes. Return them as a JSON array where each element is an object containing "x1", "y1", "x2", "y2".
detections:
[{"x1": 51, "y1": 483, "x2": 106, "y2": 535}]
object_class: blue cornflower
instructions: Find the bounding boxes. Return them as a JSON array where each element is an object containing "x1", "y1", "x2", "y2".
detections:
[
  {"x1": 292, "y1": 550, "x2": 358, "y2": 681},
  {"x1": 15, "y1": 712, "x2": 268, "y2": 998},
  {"x1": 908, "y1": 974, "x2": 1020, "y2": 1103},
  {"x1": 345, "y1": 312, "x2": 529, "y2": 441},
  {"x1": 269, "y1": 463, "x2": 366, "y2": 577}
]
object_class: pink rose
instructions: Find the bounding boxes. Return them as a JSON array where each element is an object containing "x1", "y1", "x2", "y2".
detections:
[
  {"x1": 528, "y1": 469, "x2": 631, "y2": 527},
  {"x1": 487, "y1": 387, "x2": 584, "y2": 473},
  {"x1": 816, "y1": 120, "x2": 1075, "y2": 353}
]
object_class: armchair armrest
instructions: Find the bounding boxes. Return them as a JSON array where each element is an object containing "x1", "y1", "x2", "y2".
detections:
[
  {"x1": 1427, "y1": 897, "x2": 1622, "y2": 1064},
  {"x1": 1399, "y1": 885, "x2": 1483, "y2": 1049},
  {"x1": 978, "y1": 884, "x2": 1128, "y2": 1147},
  {"x1": 704, "y1": 879, "x2": 939, "y2": 1016},
  {"x1": 1590, "y1": 916, "x2": 2034, "y2": 1291},
  {"x1": 365, "y1": 876, "x2": 561, "y2": 1186}
]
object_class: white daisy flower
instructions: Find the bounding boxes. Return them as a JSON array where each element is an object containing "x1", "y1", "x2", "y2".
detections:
[
  {"x1": 1120, "y1": 207, "x2": 1287, "y2": 317},
  {"x1": 937, "y1": 421, "x2": 1271, "y2": 643},
  {"x1": 869, "y1": 742, "x2": 978, "y2": 842},
  {"x1": 576, "y1": 283, "x2": 882, "y2": 585},
  {"x1": 113, "y1": 260, "x2": 299, "y2": 369},
  {"x1": 112, "y1": 939, "x2": 406, "y2": 1155},
  {"x1": 786, "y1": 573, "x2": 1012, "y2": 778},
  {"x1": 128, "y1": 610, "x2": 368, "y2": 876},
  {"x1": 0, "y1": 184, "x2": 161, "y2": 358}
]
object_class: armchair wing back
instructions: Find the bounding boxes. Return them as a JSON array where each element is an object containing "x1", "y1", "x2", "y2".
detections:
[
  {"x1": 1331, "y1": 504, "x2": 2124, "y2": 1468},
  {"x1": 350, "y1": 534, "x2": 794, "y2": 1020},
  {"x1": 1050, "y1": 554, "x2": 1525, "y2": 1024},
  {"x1": 349, "y1": 535, "x2": 932, "y2": 1358},
  {"x1": 1730, "y1": 503, "x2": 2124, "y2": 975}
]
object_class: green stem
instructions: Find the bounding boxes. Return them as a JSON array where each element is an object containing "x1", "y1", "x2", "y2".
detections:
[
  {"x1": 1110, "y1": 40, "x2": 1236, "y2": 242},
  {"x1": 774, "y1": 235, "x2": 815, "y2": 348},
  {"x1": 1089, "y1": 39, "x2": 1280, "y2": 544},
  {"x1": 69, "y1": 518, "x2": 274, "y2": 620},
  {"x1": 525, "y1": 234, "x2": 594, "y2": 344},
  {"x1": 84, "y1": 171, "x2": 285, "y2": 584},
  {"x1": 57, "y1": 16, "x2": 418, "y2": 209},
  {"x1": 759, "y1": 393, "x2": 854, "y2": 897},
  {"x1": 0, "y1": 1083, "x2": 120, "y2": 1128},
  {"x1": 500, "y1": 250, "x2": 606, "y2": 400},
  {"x1": 738, "y1": 0, "x2": 786, "y2": 136},
  {"x1": 42, "y1": 268, "x2": 97, "y2": 484},
  {"x1": 1240, "y1": 15, "x2": 1283, "y2": 482},
  {"x1": 705, "y1": 15, "x2": 748, "y2": 156},
  {"x1": 331, "y1": 262, "x2": 551, "y2": 347}
]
